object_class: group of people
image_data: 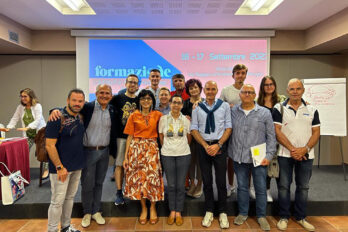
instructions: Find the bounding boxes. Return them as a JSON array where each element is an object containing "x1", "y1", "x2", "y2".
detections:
[{"x1": 0, "y1": 64, "x2": 320, "y2": 232}]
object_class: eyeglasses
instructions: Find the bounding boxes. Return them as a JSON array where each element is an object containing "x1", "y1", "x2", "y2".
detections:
[
  {"x1": 240, "y1": 91, "x2": 255, "y2": 95},
  {"x1": 264, "y1": 83, "x2": 274, "y2": 87},
  {"x1": 140, "y1": 97, "x2": 152, "y2": 102},
  {"x1": 127, "y1": 81, "x2": 138, "y2": 85},
  {"x1": 151, "y1": 75, "x2": 160, "y2": 78},
  {"x1": 171, "y1": 101, "x2": 183, "y2": 105}
]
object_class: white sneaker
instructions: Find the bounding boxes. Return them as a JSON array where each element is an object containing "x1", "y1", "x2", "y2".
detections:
[
  {"x1": 249, "y1": 187, "x2": 256, "y2": 200},
  {"x1": 92, "y1": 212, "x2": 106, "y2": 225},
  {"x1": 219, "y1": 213, "x2": 229, "y2": 229},
  {"x1": 297, "y1": 219, "x2": 315, "y2": 231},
  {"x1": 227, "y1": 185, "x2": 236, "y2": 197},
  {"x1": 81, "y1": 214, "x2": 91, "y2": 228},
  {"x1": 277, "y1": 218, "x2": 288, "y2": 231},
  {"x1": 202, "y1": 211, "x2": 214, "y2": 227},
  {"x1": 266, "y1": 189, "x2": 273, "y2": 202}
]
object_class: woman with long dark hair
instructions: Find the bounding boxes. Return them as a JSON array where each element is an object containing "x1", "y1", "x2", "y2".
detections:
[
  {"x1": 256, "y1": 76, "x2": 286, "y2": 202},
  {"x1": 123, "y1": 89, "x2": 164, "y2": 225}
]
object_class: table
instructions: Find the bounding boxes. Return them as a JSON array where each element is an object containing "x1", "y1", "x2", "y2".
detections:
[{"x1": 0, "y1": 138, "x2": 31, "y2": 200}]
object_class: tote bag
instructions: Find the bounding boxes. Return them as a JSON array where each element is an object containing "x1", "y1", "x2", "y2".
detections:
[{"x1": 0, "y1": 162, "x2": 29, "y2": 205}]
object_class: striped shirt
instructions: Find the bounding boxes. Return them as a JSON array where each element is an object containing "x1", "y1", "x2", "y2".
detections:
[{"x1": 228, "y1": 103, "x2": 277, "y2": 163}]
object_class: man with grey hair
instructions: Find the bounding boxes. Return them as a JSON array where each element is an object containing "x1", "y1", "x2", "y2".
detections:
[
  {"x1": 49, "y1": 84, "x2": 117, "y2": 228},
  {"x1": 229, "y1": 84, "x2": 276, "y2": 231},
  {"x1": 272, "y1": 78, "x2": 320, "y2": 231}
]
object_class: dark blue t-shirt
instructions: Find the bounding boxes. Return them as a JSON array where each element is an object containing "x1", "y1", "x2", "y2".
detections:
[{"x1": 45, "y1": 108, "x2": 85, "y2": 174}]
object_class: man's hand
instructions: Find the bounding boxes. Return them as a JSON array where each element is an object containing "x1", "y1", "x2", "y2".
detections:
[
  {"x1": 260, "y1": 158, "x2": 270, "y2": 166},
  {"x1": 49, "y1": 110, "x2": 62, "y2": 121},
  {"x1": 229, "y1": 103, "x2": 234, "y2": 108},
  {"x1": 17, "y1": 128, "x2": 28, "y2": 132},
  {"x1": 290, "y1": 147, "x2": 307, "y2": 161},
  {"x1": 185, "y1": 115, "x2": 191, "y2": 121},
  {"x1": 206, "y1": 144, "x2": 220, "y2": 156},
  {"x1": 57, "y1": 167, "x2": 68, "y2": 182}
]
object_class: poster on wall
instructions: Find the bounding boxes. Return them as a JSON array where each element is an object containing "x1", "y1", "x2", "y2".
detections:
[{"x1": 303, "y1": 78, "x2": 347, "y2": 137}]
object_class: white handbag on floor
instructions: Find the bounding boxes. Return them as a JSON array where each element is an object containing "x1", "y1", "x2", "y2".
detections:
[{"x1": 0, "y1": 162, "x2": 29, "y2": 205}]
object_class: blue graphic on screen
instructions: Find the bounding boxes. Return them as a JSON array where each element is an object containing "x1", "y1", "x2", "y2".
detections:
[{"x1": 89, "y1": 40, "x2": 180, "y2": 101}]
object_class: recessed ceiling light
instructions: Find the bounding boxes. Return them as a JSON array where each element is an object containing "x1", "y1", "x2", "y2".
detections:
[
  {"x1": 235, "y1": 0, "x2": 284, "y2": 15},
  {"x1": 46, "y1": 0, "x2": 96, "y2": 15}
]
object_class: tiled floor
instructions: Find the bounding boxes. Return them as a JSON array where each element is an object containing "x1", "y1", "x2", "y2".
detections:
[{"x1": 2, "y1": 216, "x2": 348, "y2": 232}]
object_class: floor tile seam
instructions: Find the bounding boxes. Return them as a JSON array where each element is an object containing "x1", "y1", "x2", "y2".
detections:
[
  {"x1": 321, "y1": 217, "x2": 341, "y2": 230},
  {"x1": 16, "y1": 220, "x2": 30, "y2": 232}
]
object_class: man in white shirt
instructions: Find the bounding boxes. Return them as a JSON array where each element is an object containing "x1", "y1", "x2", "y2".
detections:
[
  {"x1": 272, "y1": 79, "x2": 320, "y2": 232},
  {"x1": 220, "y1": 64, "x2": 248, "y2": 197}
]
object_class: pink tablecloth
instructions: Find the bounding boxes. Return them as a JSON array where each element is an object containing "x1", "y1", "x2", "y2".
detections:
[{"x1": 0, "y1": 138, "x2": 31, "y2": 200}]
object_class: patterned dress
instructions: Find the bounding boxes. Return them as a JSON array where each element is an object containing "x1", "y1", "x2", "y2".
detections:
[{"x1": 123, "y1": 110, "x2": 164, "y2": 201}]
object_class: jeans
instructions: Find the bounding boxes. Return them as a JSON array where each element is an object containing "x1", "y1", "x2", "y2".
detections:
[
  {"x1": 48, "y1": 170, "x2": 81, "y2": 232},
  {"x1": 81, "y1": 147, "x2": 109, "y2": 215},
  {"x1": 198, "y1": 144, "x2": 227, "y2": 213},
  {"x1": 234, "y1": 162, "x2": 267, "y2": 218},
  {"x1": 161, "y1": 154, "x2": 191, "y2": 212},
  {"x1": 277, "y1": 157, "x2": 313, "y2": 220}
]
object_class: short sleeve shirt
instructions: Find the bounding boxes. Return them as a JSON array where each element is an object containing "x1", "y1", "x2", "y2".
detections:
[
  {"x1": 219, "y1": 84, "x2": 241, "y2": 105},
  {"x1": 45, "y1": 108, "x2": 85, "y2": 174},
  {"x1": 124, "y1": 110, "x2": 163, "y2": 138},
  {"x1": 110, "y1": 94, "x2": 137, "y2": 138},
  {"x1": 272, "y1": 98, "x2": 320, "y2": 159},
  {"x1": 159, "y1": 113, "x2": 191, "y2": 156}
]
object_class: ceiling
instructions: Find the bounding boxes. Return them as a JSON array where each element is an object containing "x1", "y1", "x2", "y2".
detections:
[{"x1": 0, "y1": 0, "x2": 347, "y2": 30}]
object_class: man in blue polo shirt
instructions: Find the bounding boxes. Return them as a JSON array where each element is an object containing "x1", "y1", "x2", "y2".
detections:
[
  {"x1": 46, "y1": 89, "x2": 85, "y2": 232},
  {"x1": 272, "y1": 79, "x2": 320, "y2": 232},
  {"x1": 191, "y1": 81, "x2": 232, "y2": 229}
]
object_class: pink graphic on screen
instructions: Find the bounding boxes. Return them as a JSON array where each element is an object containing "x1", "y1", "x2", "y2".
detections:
[
  {"x1": 88, "y1": 39, "x2": 268, "y2": 98},
  {"x1": 144, "y1": 39, "x2": 268, "y2": 94}
]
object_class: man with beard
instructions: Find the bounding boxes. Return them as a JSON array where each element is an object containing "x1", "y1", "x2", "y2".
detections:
[
  {"x1": 110, "y1": 74, "x2": 139, "y2": 205},
  {"x1": 46, "y1": 89, "x2": 86, "y2": 232}
]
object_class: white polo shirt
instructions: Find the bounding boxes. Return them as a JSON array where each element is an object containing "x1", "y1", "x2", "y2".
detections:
[
  {"x1": 272, "y1": 98, "x2": 320, "y2": 159},
  {"x1": 159, "y1": 113, "x2": 191, "y2": 157}
]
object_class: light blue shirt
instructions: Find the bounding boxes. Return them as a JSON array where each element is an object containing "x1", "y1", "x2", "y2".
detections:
[
  {"x1": 228, "y1": 103, "x2": 276, "y2": 163},
  {"x1": 149, "y1": 87, "x2": 161, "y2": 108},
  {"x1": 83, "y1": 101, "x2": 111, "y2": 147},
  {"x1": 190, "y1": 99, "x2": 232, "y2": 141}
]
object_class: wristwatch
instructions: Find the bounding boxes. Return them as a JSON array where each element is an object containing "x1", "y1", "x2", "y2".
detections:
[
  {"x1": 305, "y1": 145, "x2": 311, "y2": 153},
  {"x1": 56, "y1": 165, "x2": 63, "y2": 171},
  {"x1": 217, "y1": 142, "x2": 223, "y2": 149}
]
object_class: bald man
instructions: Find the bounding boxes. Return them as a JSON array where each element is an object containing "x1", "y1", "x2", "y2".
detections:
[
  {"x1": 272, "y1": 79, "x2": 320, "y2": 232},
  {"x1": 191, "y1": 81, "x2": 232, "y2": 229},
  {"x1": 228, "y1": 84, "x2": 276, "y2": 231}
]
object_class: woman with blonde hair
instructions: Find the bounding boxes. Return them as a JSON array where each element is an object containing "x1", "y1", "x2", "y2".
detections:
[{"x1": 6, "y1": 88, "x2": 47, "y2": 177}]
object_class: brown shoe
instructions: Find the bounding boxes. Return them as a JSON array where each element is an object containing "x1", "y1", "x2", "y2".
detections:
[
  {"x1": 167, "y1": 216, "x2": 175, "y2": 225},
  {"x1": 176, "y1": 216, "x2": 183, "y2": 226},
  {"x1": 149, "y1": 217, "x2": 159, "y2": 225}
]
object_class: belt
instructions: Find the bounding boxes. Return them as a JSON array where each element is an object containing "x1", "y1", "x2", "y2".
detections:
[
  {"x1": 205, "y1": 140, "x2": 219, "y2": 145},
  {"x1": 85, "y1": 146, "x2": 107, "y2": 151}
]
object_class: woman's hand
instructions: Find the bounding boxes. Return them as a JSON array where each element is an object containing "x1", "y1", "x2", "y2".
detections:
[
  {"x1": 17, "y1": 127, "x2": 28, "y2": 132},
  {"x1": 0, "y1": 128, "x2": 10, "y2": 132},
  {"x1": 123, "y1": 158, "x2": 129, "y2": 170}
]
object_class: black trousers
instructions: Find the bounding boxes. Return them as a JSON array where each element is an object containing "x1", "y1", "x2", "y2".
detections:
[{"x1": 198, "y1": 144, "x2": 227, "y2": 213}]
